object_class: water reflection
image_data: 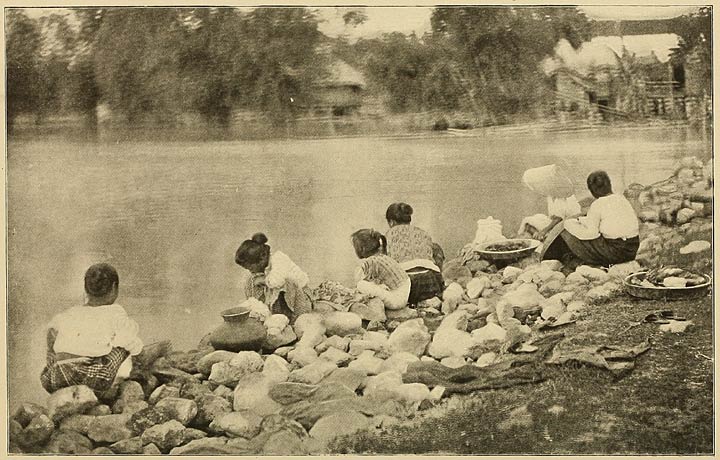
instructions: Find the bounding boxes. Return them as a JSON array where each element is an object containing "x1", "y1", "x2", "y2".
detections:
[{"x1": 7, "y1": 126, "x2": 711, "y2": 408}]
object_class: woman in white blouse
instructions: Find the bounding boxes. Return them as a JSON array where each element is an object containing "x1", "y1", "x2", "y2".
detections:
[{"x1": 543, "y1": 171, "x2": 640, "y2": 267}]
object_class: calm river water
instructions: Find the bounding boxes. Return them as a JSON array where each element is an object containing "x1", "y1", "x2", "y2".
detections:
[{"x1": 7, "y1": 126, "x2": 711, "y2": 408}]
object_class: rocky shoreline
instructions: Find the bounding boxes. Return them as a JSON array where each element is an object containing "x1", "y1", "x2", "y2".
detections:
[{"x1": 9, "y1": 158, "x2": 712, "y2": 455}]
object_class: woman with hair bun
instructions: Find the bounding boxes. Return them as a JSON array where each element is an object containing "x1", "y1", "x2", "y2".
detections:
[
  {"x1": 385, "y1": 202, "x2": 445, "y2": 305},
  {"x1": 351, "y1": 228, "x2": 411, "y2": 311},
  {"x1": 235, "y1": 233, "x2": 312, "y2": 323}
]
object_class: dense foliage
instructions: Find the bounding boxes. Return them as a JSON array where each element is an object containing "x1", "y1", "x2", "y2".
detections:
[{"x1": 4, "y1": 6, "x2": 711, "y2": 128}]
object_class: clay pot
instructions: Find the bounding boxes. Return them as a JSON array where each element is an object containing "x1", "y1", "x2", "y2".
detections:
[{"x1": 209, "y1": 307, "x2": 267, "y2": 352}]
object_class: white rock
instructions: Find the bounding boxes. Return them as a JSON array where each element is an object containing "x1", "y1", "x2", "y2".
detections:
[
  {"x1": 264, "y1": 314, "x2": 290, "y2": 331},
  {"x1": 470, "y1": 323, "x2": 507, "y2": 344},
  {"x1": 428, "y1": 328, "x2": 475, "y2": 359},
  {"x1": 322, "y1": 312, "x2": 363, "y2": 337},
  {"x1": 458, "y1": 303, "x2": 480, "y2": 314},
  {"x1": 348, "y1": 351, "x2": 385, "y2": 376},
  {"x1": 264, "y1": 325, "x2": 297, "y2": 350},
  {"x1": 287, "y1": 347, "x2": 319, "y2": 367},
  {"x1": 287, "y1": 359, "x2": 338, "y2": 385},
  {"x1": 501, "y1": 266, "x2": 523, "y2": 284},
  {"x1": 436, "y1": 310, "x2": 469, "y2": 332},
  {"x1": 466, "y1": 277, "x2": 491, "y2": 299},
  {"x1": 262, "y1": 355, "x2": 291, "y2": 383},
  {"x1": 659, "y1": 320, "x2": 693, "y2": 333},
  {"x1": 319, "y1": 347, "x2": 354, "y2": 366},
  {"x1": 540, "y1": 260, "x2": 563, "y2": 271},
  {"x1": 297, "y1": 323, "x2": 326, "y2": 349},
  {"x1": 441, "y1": 282, "x2": 465, "y2": 314},
  {"x1": 679, "y1": 240, "x2": 712, "y2": 254},
  {"x1": 349, "y1": 339, "x2": 388, "y2": 356},
  {"x1": 209, "y1": 355, "x2": 262, "y2": 387},
  {"x1": 378, "y1": 352, "x2": 420, "y2": 375},
  {"x1": 565, "y1": 272, "x2": 588, "y2": 285},
  {"x1": 317, "y1": 335, "x2": 351, "y2": 353},
  {"x1": 502, "y1": 283, "x2": 545, "y2": 309},
  {"x1": 607, "y1": 261, "x2": 642, "y2": 279},
  {"x1": 233, "y1": 373, "x2": 282, "y2": 416},
  {"x1": 576, "y1": 265, "x2": 610, "y2": 282},
  {"x1": 474, "y1": 352, "x2": 497, "y2": 367},
  {"x1": 420, "y1": 356, "x2": 437, "y2": 363},
  {"x1": 229, "y1": 351, "x2": 264, "y2": 373},
  {"x1": 387, "y1": 319, "x2": 431, "y2": 356}
]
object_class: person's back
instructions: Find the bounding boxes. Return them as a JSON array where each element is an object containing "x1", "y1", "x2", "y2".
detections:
[
  {"x1": 40, "y1": 263, "x2": 143, "y2": 394},
  {"x1": 386, "y1": 224, "x2": 434, "y2": 264},
  {"x1": 593, "y1": 194, "x2": 639, "y2": 240}
]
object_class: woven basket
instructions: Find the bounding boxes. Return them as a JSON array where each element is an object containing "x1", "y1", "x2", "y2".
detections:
[{"x1": 623, "y1": 272, "x2": 712, "y2": 300}]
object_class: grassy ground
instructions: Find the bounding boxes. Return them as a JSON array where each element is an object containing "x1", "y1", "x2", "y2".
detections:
[{"x1": 332, "y1": 222, "x2": 714, "y2": 455}]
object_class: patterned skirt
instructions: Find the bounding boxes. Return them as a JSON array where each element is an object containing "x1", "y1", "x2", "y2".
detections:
[{"x1": 407, "y1": 269, "x2": 445, "y2": 305}]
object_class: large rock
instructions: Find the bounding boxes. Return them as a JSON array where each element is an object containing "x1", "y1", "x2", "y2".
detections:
[
  {"x1": 317, "y1": 335, "x2": 351, "y2": 353},
  {"x1": 322, "y1": 312, "x2": 363, "y2": 337},
  {"x1": 310, "y1": 382, "x2": 357, "y2": 402},
  {"x1": 261, "y1": 414, "x2": 309, "y2": 438},
  {"x1": 109, "y1": 436, "x2": 143, "y2": 454},
  {"x1": 59, "y1": 414, "x2": 94, "y2": 434},
  {"x1": 280, "y1": 397, "x2": 372, "y2": 430},
  {"x1": 501, "y1": 266, "x2": 523, "y2": 284},
  {"x1": 470, "y1": 323, "x2": 507, "y2": 346},
  {"x1": 348, "y1": 351, "x2": 385, "y2": 375},
  {"x1": 349, "y1": 339, "x2": 388, "y2": 356},
  {"x1": 45, "y1": 429, "x2": 93, "y2": 454},
  {"x1": 140, "y1": 420, "x2": 186, "y2": 453},
  {"x1": 129, "y1": 407, "x2": 173, "y2": 436},
  {"x1": 87, "y1": 414, "x2": 133, "y2": 443},
  {"x1": 233, "y1": 373, "x2": 283, "y2": 416},
  {"x1": 261, "y1": 429, "x2": 306, "y2": 455},
  {"x1": 182, "y1": 427, "x2": 207, "y2": 444},
  {"x1": 19, "y1": 414, "x2": 55, "y2": 447},
  {"x1": 264, "y1": 314, "x2": 297, "y2": 349},
  {"x1": 385, "y1": 306, "x2": 419, "y2": 321},
  {"x1": 194, "y1": 394, "x2": 232, "y2": 427},
  {"x1": 466, "y1": 277, "x2": 491, "y2": 299},
  {"x1": 47, "y1": 385, "x2": 98, "y2": 422},
  {"x1": 436, "y1": 310, "x2": 469, "y2": 332},
  {"x1": 378, "y1": 352, "x2": 420, "y2": 375},
  {"x1": 178, "y1": 380, "x2": 212, "y2": 401},
  {"x1": 143, "y1": 443, "x2": 162, "y2": 455},
  {"x1": 197, "y1": 350, "x2": 236, "y2": 375},
  {"x1": 165, "y1": 350, "x2": 209, "y2": 374},
  {"x1": 387, "y1": 319, "x2": 431, "y2": 356},
  {"x1": 269, "y1": 382, "x2": 318, "y2": 405},
  {"x1": 428, "y1": 328, "x2": 475, "y2": 359},
  {"x1": 155, "y1": 397, "x2": 198, "y2": 426},
  {"x1": 349, "y1": 298, "x2": 386, "y2": 322},
  {"x1": 148, "y1": 384, "x2": 181, "y2": 405},
  {"x1": 209, "y1": 412, "x2": 263, "y2": 439},
  {"x1": 321, "y1": 368, "x2": 367, "y2": 392},
  {"x1": 287, "y1": 346, "x2": 319, "y2": 367},
  {"x1": 308, "y1": 411, "x2": 372, "y2": 444},
  {"x1": 288, "y1": 359, "x2": 338, "y2": 385},
  {"x1": 607, "y1": 261, "x2": 642, "y2": 279},
  {"x1": 502, "y1": 284, "x2": 545, "y2": 309},
  {"x1": 575, "y1": 265, "x2": 610, "y2": 282},
  {"x1": 262, "y1": 355, "x2": 291, "y2": 383},
  {"x1": 209, "y1": 351, "x2": 263, "y2": 386},
  {"x1": 319, "y1": 347, "x2": 354, "y2": 366}
]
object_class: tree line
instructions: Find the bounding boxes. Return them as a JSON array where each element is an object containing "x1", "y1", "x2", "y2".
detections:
[{"x1": 6, "y1": 7, "x2": 711, "y2": 130}]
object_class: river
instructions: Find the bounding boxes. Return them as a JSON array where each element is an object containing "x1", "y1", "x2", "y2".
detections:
[{"x1": 7, "y1": 125, "x2": 711, "y2": 409}]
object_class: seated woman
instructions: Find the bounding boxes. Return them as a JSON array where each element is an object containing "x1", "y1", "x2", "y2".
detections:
[
  {"x1": 235, "y1": 233, "x2": 312, "y2": 324},
  {"x1": 40, "y1": 263, "x2": 144, "y2": 394},
  {"x1": 543, "y1": 171, "x2": 640, "y2": 267},
  {"x1": 518, "y1": 164, "x2": 582, "y2": 240},
  {"x1": 352, "y1": 228, "x2": 411, "y2": 311},
  {"x1": 384, "y1": 203, "x2": 444, "y2": 305}
]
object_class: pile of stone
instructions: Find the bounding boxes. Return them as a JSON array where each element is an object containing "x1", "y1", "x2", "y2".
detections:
[
  {"x1": 625, "y1": 156, "x2": 712, "y2": 226},
  {"x1": 12, "y1": 254, "x2": 649, "y2": 455}
]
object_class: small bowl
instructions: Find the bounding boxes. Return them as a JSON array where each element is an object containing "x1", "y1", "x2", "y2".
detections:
[{"x1": 623, "y1": 271, "x2": 712, "y2": 300}]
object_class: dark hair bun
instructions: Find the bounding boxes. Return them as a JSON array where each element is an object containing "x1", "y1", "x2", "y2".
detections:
[
  {"x1": 400, "y1": 203, "x2": 413, "y2": 217},
  {"x1": 251, "y1": 233, "x2": 268, "y2": 244}
]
